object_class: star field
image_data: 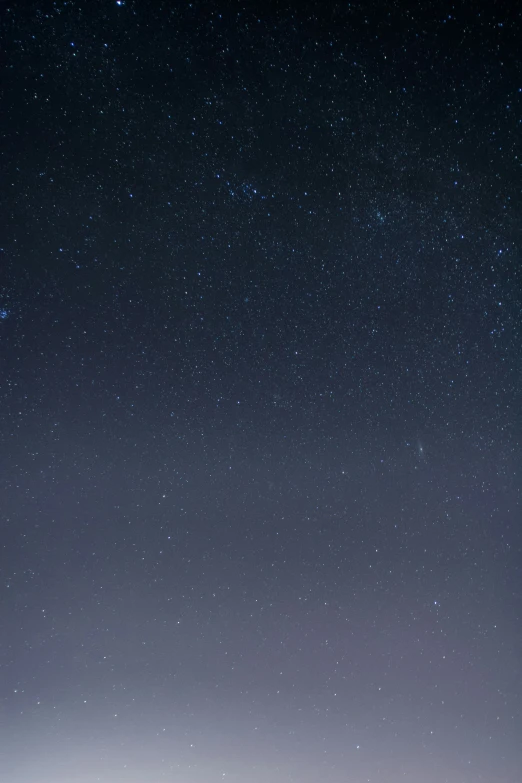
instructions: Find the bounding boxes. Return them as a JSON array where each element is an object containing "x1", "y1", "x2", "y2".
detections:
[{"x1": 1, "y1": 1, "x2": 521, "y2": 782}]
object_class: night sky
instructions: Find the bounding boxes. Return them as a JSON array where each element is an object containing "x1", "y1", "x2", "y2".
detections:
[{"x1": 1, "y1": 1, "x2": 522, "y2": 781}]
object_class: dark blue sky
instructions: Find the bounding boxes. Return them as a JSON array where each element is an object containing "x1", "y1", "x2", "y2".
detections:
[{"x1": 1, "y1": 1, "x2": 521, "y2": 781}]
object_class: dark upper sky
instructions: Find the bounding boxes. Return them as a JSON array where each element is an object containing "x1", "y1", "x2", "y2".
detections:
[{"x1": 1, "y1": 1, "x2": 521, "y2": 781}]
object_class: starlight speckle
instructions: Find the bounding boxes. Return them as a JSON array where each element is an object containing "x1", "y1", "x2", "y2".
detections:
[{"x1": 2, "y1": 4, "x2": 520, "y2": 783}]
